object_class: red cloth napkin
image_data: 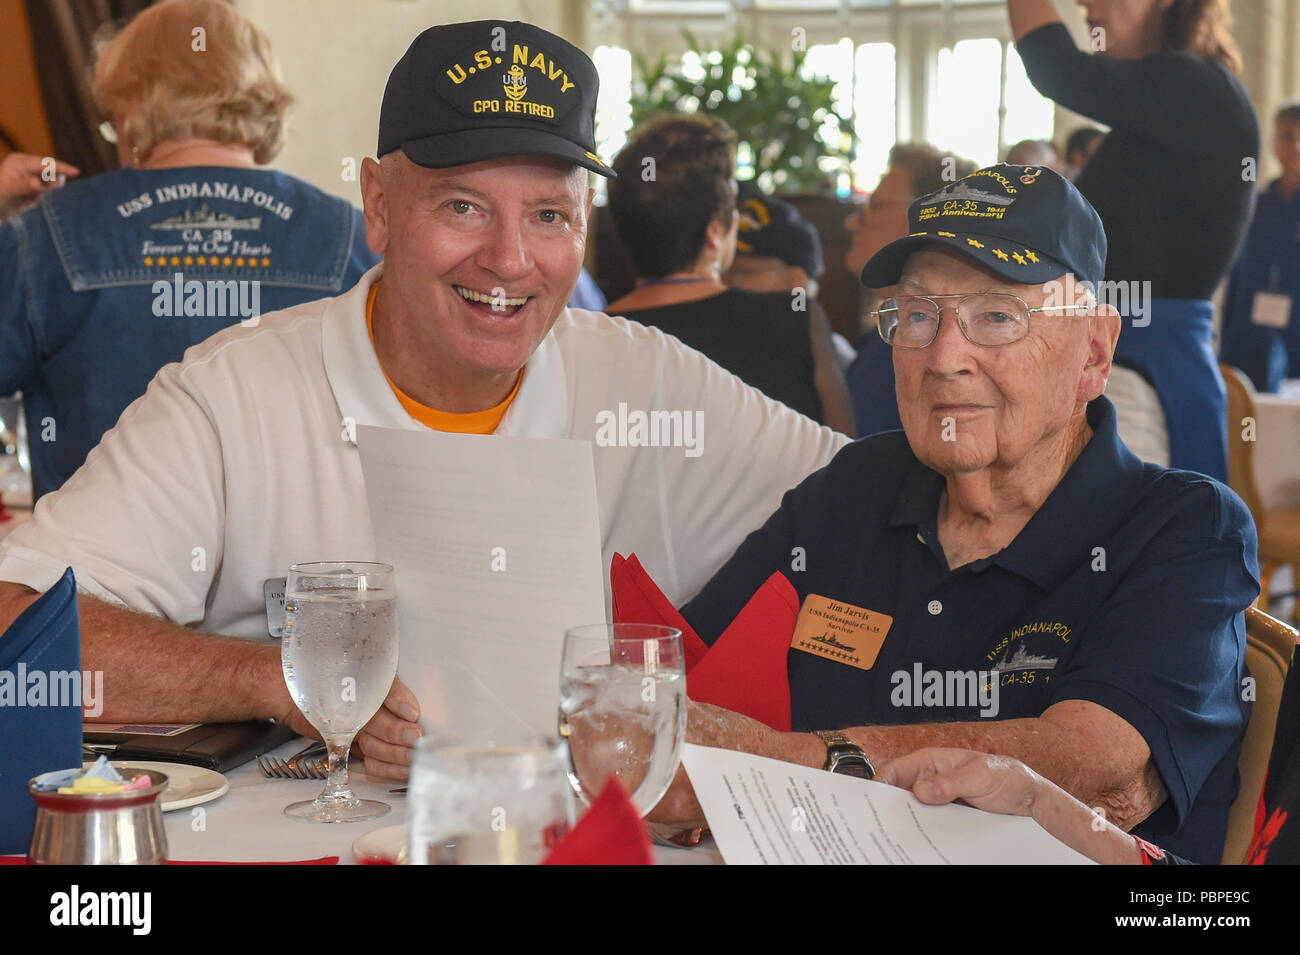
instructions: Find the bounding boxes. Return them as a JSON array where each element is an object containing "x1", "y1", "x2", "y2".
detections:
[
  {"x1": 542, "y1": 774, "x2": 652, "y2": 865},
  {"x1": 610, "y1": 553, "x2": 709, "y2": 669},
  {"x1": 610, "y1": 553, "x2": 795, "y2": 731}
]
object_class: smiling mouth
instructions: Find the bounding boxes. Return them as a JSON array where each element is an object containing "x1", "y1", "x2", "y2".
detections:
[{"x1": 454, "y1": 285, "x2": 532, "y2": 315}]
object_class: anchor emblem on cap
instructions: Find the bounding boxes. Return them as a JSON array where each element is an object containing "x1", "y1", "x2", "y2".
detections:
[
  {"x1": 503, "y1": 64, "x2": 528, "y2": 102},
  {"x1": 1019, "y1": 167, "x2": 1043, "y2": 185}
]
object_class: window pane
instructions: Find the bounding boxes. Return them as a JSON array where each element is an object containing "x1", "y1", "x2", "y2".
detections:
[
  {"x1": 1002, "y1": 44, "x2": 1056, "y2": 152},
  {"x1": 594, "y1": 45, "x2": 634, "y2": 180},
  {"x1": 932, "y1": 37, "x2": 1002, "y2": 167},
  {"x1": 852, "y1": 41, "x2": 895, "y2": 193},
  {"x1": 804, "y1": 39, "x2": 855, "y2": 196}
]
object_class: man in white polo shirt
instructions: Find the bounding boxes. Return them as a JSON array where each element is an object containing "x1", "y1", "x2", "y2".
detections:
[{"x1": 0, "y1": 21, "x2": 846, "y2": 778}]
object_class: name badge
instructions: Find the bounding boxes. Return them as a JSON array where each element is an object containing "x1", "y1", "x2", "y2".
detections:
[
  {"x1": 790, "y1": 594, "x2": 892, "y2": 671},
  {"x1": 1251, "y1": 291, "x2": 1292, "y2": 329},
  {"x1": 264, "y1": 577, "x2": 287, "y2": 639}
]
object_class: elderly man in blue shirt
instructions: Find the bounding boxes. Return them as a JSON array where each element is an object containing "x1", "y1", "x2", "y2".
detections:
[{"x1": 658, "y1": 164, "x2": 1259, "y2": 864}]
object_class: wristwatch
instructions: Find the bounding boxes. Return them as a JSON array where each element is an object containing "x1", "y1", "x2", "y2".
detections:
[{"x1": 815, "y1": 730, "x2": 876, "y2": 780}]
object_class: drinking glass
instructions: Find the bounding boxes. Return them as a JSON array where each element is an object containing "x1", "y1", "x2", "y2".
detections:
[
  {"x1": 280, "y1": 561, "x2": 398, "y2": 823},
  {"x1": 558, "y1": 623, "x2": 685, "y2": 816},
  {"x1": 407, "y1": 734, "x2": 573, "y2": 865}
]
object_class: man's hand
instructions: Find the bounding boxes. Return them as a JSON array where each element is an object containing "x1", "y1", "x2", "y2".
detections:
[
  {"x1": 879, "y1": 746, "x2": 1149, "y2": 865},
  {"x1": 0, "y1": 152, "x2": 79, "y2": 218},
  {"x1": 877, "y1": 747, "x2": 1042, "y2": 816},
  {"x1": 279, "y1": 677, "x2": 422, "y2": 780},
  {"x1": 356, "y1": 678, "x2": 421, "y2": 779}
]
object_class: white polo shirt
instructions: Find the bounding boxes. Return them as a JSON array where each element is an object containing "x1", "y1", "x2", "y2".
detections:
[{"x1": 0, "y1": 266, "x2": 847, "y2": 638}]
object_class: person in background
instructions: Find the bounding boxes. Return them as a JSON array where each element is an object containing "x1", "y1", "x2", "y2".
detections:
[
  {"x1": 1062, "y1": 125, "x2": 1105, "y2": 181},
  {"x1": 0, "y1": 0, "x2": 379, "y2": 499},
  {"x1": 726, "y1": 187, "x2": 857, "y2": 373},
  {"x1": 843, "y1": 143, "x2": 975, "y2": 436},
  {"x1": 0, "y1": 152, "x2": 80, "y2": 219},
  {"x1": 567, "y1": 267, "x2": 607, "y2": 312},
  {"x1": 1219, "y1": 102, "x2": 1300, "y2": 392},
  {"x1": 1005, "y1": 138, "x2": 1060, "y2": 171},
  {"x1": 606, "y1": 116, "x2": 855, "y2": 436},
  {"x1": 1011, "y1": 0, "x2": 1259, "y2": 480}
]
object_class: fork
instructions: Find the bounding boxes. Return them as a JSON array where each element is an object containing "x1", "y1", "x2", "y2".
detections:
[{"x1": 256, "y1": 741, "x2": 327, "y2": 779}]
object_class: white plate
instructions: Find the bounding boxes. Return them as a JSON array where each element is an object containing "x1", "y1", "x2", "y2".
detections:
[
  {"x1": 83, "y1": 760, "x2": 229, "y2": 812},
  {"x1": 353, "y1": 823, "x2": 406, "y2": 864}
]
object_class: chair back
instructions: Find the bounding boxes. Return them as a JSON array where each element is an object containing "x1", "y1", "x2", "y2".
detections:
[
  {"x1": 1219, "y1": 363, "x2": 1267, "y2": 532},
  {"x1": 1223, "y1": 607, "x2": 1298, "y2": 863}
]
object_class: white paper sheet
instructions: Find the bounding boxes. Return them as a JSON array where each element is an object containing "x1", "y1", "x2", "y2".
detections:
[
  {"x1": 682, "y1": 744, "x2": 1094, "y2": 865},
  {"x1": 357, "y1": 426, "x2": 606, "y2": 739}
]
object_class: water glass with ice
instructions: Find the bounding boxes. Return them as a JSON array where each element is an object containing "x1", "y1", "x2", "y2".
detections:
[
  {"x1": 280, "y1": 561, "x2": 398, "y2": 823},
  {"x1": 558, "y1": 623, "x2": 685, "y2": 816}
]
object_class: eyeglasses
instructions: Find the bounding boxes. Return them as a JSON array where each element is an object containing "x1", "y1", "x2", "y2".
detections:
[{"x1": 872, "y1": 292, "x2": 1088, "y2": 349}]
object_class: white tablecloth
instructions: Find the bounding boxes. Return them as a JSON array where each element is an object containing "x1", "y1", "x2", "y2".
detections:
[{"x1": 161, "y1": 736, "x2": 722, "y2": 865}]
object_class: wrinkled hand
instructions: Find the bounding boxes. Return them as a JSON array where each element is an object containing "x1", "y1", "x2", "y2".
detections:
[
  {"x1": 0, "y1": 152, "x2": 79, "y2": 216},
  {"x1": 646, "y1": 700, "x2": 793, "y2": 830},
  {"x1": 877, "y1": 747, "x2": 1042, "y2": 816}
]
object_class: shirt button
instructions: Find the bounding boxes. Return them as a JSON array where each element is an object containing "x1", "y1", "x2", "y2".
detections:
[{"x1": 927, "y1": 600, "x2": 943, "y2": 615}]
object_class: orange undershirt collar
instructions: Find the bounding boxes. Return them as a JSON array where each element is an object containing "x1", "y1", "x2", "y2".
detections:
[{"x1": 366, "y1": 283, "x2": 521, "y2": 435}]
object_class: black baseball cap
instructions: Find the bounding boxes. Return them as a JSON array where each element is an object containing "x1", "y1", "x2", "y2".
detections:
[
  {"x1": 860, "y1": 163, "x2": 1104, "y2": 291},
  {"x1": 377, "y1": 20, "x2": 614, "y2": 177},
  {"x1": 735, "y1": 190, "x2": 824, "y2": 279}
]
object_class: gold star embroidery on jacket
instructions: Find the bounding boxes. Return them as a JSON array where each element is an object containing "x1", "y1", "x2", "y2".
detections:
[{"x1": 993, "y1": 249, "x2": 1010, "y2": 261}]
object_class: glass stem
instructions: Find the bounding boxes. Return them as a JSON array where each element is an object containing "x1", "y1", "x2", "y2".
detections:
[{"x1": 322, "y1": 735, "x2": 354, "y2": 801}]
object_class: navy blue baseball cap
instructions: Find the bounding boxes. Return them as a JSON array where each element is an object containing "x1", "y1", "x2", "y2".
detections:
[
  {"x1": 735, "y1": 190, "x2": 824, "y2": 279},
  {"x1": 860, "y1": 163, "x2": 1105, "y2": 290},
  {"x1": 378, "y1": 20, "x2": 614, "y2": 177}
]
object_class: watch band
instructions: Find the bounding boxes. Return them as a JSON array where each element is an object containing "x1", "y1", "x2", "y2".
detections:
[{"x1": 815, "y1": 730, "x2": 876, "y2": 780}]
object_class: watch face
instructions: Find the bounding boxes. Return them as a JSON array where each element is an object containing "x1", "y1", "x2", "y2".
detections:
[{"x1": 831, "y1": 756, "x2": 873, "y2": 779}]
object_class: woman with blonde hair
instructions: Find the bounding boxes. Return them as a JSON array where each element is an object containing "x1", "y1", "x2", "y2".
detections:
[
  {"x1": 0, "y1": 0, "x2": 377, "y2": 498},
  {"x1": 1008, "y1": 0, "x2": 1258, "y2": 483}
]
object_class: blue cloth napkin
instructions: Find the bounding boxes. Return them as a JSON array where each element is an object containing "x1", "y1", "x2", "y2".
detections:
[{"x1": 0, "y1": 568, "x2": 83, "y2": 854}]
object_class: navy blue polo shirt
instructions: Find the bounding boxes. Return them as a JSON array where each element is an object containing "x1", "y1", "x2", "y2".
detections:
[{"x1": 682, "y1": 397, "x2": 1259, "y2": 864}]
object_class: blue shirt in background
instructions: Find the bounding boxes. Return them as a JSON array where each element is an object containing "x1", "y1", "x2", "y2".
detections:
[
  {"x1": 568, "y1": 268, "x2": 607, "y2": 312},
  {"x1": 1220, "y1": 179, "x2": 1300, "y2": 392},
  {"x1": 0, "y1": 166, "x2": 379, "y2": 498},
  {"x1": 846, "y1": 329, "x2": 901, "y2": 437},
  {"x1": 682, "y1": 396, "x2": 1258, "y2": 863}
]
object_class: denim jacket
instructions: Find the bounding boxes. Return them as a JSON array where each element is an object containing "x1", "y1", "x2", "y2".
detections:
[{"x1": 0, "y1": 166, "x2": 379, "y2": 497}]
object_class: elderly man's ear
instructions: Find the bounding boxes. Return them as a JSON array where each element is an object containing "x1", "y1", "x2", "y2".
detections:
[
  {"x1": 360, "y1": 156, "x2": 391, "y2": 256},
  {"x1": 1079, "y1": 303, "x2": 1122, "y2": 402}
]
